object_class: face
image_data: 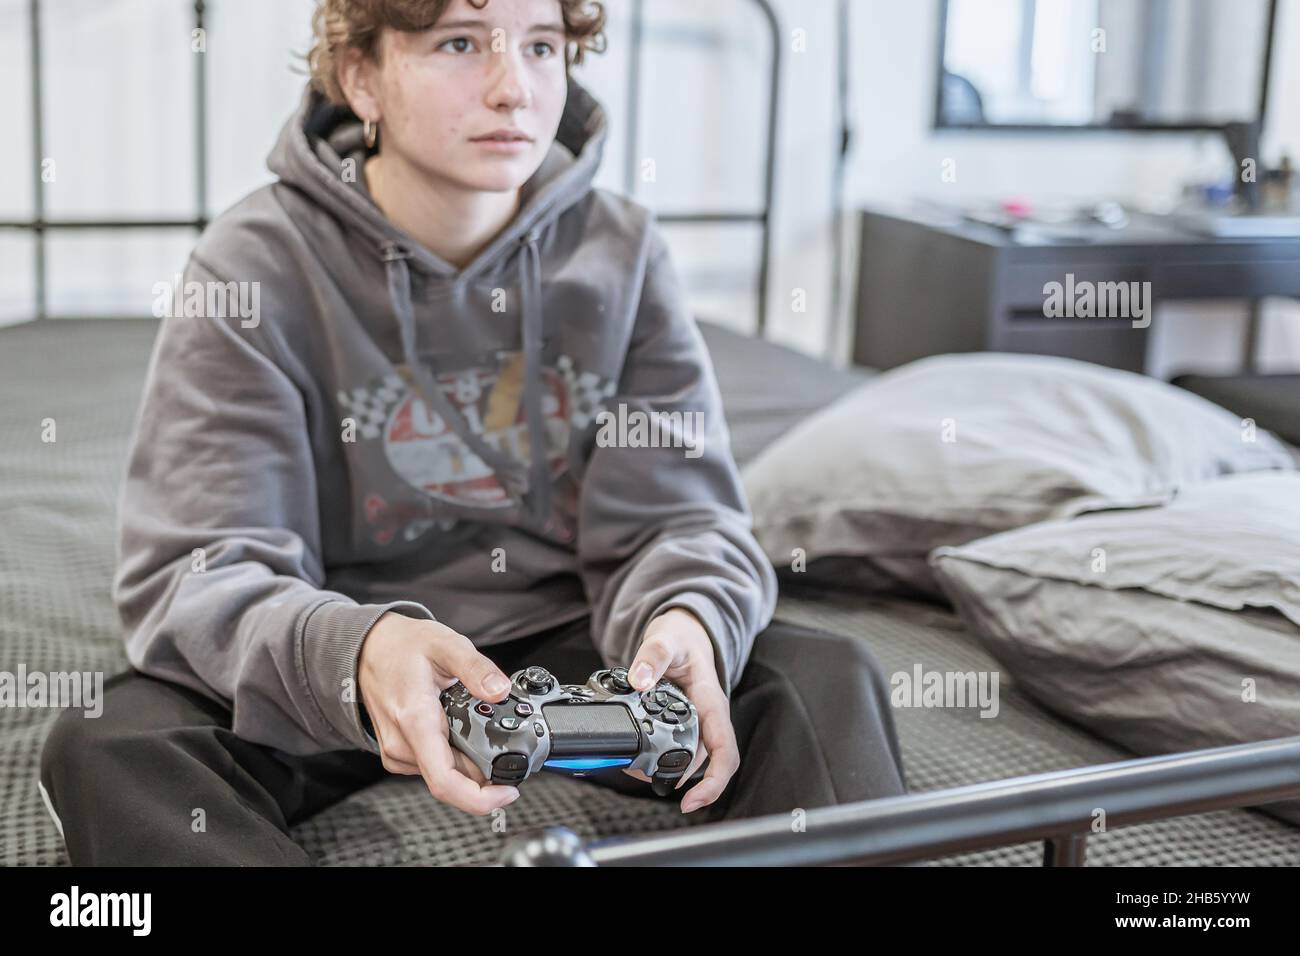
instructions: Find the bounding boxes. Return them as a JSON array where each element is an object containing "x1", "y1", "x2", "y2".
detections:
[{"x1": 351, "y1": 0, "x2": 570, "y2": 194}]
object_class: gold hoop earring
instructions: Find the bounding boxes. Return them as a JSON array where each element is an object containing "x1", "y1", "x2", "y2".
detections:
[{"x1": 364, "y1": 118, "x2": 379, "y2": 149}]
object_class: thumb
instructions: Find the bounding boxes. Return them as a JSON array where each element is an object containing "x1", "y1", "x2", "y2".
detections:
[
  {"x1": 438, "y1": 634, "x2": 512, "y2": 702},
  {"x1": 629, "y1": 633, "x2": 675, "y2": 692}
]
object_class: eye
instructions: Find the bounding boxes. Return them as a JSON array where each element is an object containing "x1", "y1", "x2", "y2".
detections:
[
  {"x1": 437, "y1": 36, "x2": 476, "y2": 54},
  {"x1": 530, "y1": 40, "x2": 557, "y2": 57}
]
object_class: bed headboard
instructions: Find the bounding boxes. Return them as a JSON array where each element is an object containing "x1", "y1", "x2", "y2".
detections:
[
  {"x1": 620, "y1": 0, "x2": 782, "y2": 337},
  {"x1": 8, "y1": 0, "x2": 787, "y2": 335}
]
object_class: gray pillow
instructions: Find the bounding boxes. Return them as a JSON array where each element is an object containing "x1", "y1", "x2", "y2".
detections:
[
  {"x1": 742, "y1": 353, "x2": 1295, "y2": 598},
  {"x1": 929, "y1": 473, "x2": 1300, "y2": 827}
]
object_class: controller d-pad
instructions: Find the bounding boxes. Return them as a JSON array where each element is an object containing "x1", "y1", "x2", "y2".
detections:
[{"x1": 668, "y1": 702, "x2": 690, "y2": 718}]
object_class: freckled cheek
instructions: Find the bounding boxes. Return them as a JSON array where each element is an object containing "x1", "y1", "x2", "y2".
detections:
[{"x1": 442, "y1": 110, "x2": 469, "y2": 143}]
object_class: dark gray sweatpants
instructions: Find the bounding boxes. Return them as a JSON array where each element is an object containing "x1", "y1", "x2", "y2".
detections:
[{"x1": 39, "y1": 617, "x2": 907, "y2": 865}]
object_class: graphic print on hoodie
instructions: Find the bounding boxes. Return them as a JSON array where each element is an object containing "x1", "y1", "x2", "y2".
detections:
[
  {"x1": 339, "y1": 343, "x2": 615, "y2": 547},
  {"x1": 111, "y1": 76, "x2": 777, "y2": 756}
]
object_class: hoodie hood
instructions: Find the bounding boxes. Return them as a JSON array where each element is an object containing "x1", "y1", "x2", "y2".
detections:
[{"x1": 265, "y1": 78, "x2": 610, "y2": 528}]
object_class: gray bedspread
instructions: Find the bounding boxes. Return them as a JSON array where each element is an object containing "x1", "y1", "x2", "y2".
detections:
[{"x1": 2, "y1": 318, "x2": 1298, "y2": 866}]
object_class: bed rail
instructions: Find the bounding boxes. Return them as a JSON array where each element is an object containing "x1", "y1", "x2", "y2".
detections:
[{"x1": 499, "y1": 734, "x2": 1300, "y2": 866}]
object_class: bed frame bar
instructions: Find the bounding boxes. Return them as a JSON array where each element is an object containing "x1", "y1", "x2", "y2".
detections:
[{"x1": 500, "y1": 733, "x2": 1300, "y2": 866}]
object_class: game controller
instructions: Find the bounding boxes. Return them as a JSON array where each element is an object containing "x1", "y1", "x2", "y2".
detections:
[{"x1": 440, "y1": 665, "x2": 699, "y2": 796}]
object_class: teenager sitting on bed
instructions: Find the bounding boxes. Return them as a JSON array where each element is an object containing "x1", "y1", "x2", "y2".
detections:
[{"x1": 40, "y1": 0, "x2": 906, "y2": 865}]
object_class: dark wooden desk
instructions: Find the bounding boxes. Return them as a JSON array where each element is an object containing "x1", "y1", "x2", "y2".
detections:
[{"x1": 852, "y1": 207, "x2": 1300, "y2": 375}]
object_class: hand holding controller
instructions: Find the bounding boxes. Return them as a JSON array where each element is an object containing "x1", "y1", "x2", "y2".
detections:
[{"x1": 440, "y1": 665, "x2": 700, "y2": 797}]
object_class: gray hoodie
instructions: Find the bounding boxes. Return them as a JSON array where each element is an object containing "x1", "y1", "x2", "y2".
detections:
[{"x1": 113, "y1": 77, "x2": 778, "y2": 756}]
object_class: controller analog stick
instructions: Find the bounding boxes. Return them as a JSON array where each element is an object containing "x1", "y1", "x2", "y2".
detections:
[
  {"x1": 606, "y1": 666, "x2": 633, "y2": 693},
  {"x1": 522, "y1": 666, "x2": 553, "y2": 693}
]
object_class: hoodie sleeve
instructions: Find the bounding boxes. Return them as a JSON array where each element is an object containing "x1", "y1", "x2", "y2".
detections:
[
  {"x1": 576, "y1": 229, "x2": 778, "y2": 694},
  {"x1": 111, "y1": 255, "x2": 436, "y2": 756}
]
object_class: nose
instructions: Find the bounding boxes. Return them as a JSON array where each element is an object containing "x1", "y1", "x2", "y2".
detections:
[{"x1": 486, "y1": 46, "x2": 531, "y2": 112}]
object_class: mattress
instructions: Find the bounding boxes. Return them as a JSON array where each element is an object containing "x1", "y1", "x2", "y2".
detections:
[{"x1": 1, "y1": 317, "x2": 1298, "y2": 866}]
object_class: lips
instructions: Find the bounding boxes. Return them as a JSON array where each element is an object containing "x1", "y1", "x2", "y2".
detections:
[{"x1": 472, "y1": 130, "x2": 533, "y2": 142}]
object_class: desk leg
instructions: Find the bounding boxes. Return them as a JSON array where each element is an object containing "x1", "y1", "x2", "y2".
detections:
[{"x1": 1244, "y1": 299, "x2": 1263, "y2": 374}]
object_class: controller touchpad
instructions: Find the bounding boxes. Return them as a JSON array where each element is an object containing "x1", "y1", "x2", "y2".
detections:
[{"x1": 543, "y1": 703, "x2": 640, "y2": 756}]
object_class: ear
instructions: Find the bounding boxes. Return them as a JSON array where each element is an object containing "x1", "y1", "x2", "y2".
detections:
[{"x1": 336, "y1": 41, "x2": 382, "y2": 122}]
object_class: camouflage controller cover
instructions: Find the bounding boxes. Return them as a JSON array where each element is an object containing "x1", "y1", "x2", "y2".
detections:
[{"x1": 440, "y1": 665, "x2": 699, "y2": 796}]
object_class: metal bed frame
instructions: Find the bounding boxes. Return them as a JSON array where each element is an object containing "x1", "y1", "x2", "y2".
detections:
[
  {"x1": 502, "y1": 735, "x2": 1300, "y2": 866},
  {"x1": 11, "y1": 0, "x2": 1300, "y2": 867}
]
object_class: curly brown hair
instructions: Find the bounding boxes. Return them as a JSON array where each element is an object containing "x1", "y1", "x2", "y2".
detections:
[{"x1": 307, "y1": 0, "x2": 607, "y2": 105}]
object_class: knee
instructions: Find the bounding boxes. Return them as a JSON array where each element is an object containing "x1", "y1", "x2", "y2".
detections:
[
  {"x1": 39, "y1": 672, "x2": 196, "y2": 787},
  {"x1": 39, "y1": 704, "x2": 100, "y2": 794},
  {"x1": 822, "y1": 633, "x2": 896, "y2": 707},
  {"x1": 751, "y1": 623, "x2": 895, "y2": 702}
]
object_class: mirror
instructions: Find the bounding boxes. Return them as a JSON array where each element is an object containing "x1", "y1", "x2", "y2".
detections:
[{"x1": 936, "y1": 0, "x2": 1276, "y2": 130}]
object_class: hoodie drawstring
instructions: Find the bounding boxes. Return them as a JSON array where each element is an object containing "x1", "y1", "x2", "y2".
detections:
[
  {"x1": 517, "y1": 229, "x2": 553, "y2": 529},
  {"x1": 382, "y1": 233, "x2": 552, "y2": 529}
]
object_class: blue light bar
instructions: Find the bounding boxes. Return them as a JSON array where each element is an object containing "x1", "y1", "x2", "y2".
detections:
[{"x1": 544, "y1": 757, "x2": 633, "y2": 770}]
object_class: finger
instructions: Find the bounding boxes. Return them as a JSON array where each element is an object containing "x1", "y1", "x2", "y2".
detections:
[
  {"x1": 423, "y1": 733, "x2": 518, "y2": 815},
  {"x1": 629, "y1": 632, "x2": 677, "y2": 692},
  {"x1": 370, "y1": 716, "x2": 422, "y2": 775},
  {"x1": 427, "y1": 698, "x2": 489, "y2": 785},
  {"x1": 679, "y1": 690, "x2": 740, "y2": 813},
  {"x1": 433, "y1": 631, "x2": 512, "y2": 702},
  {"x1": 406, "y1": 707, "x2": 519, "y2": 815},
  {"x1": 451, "y1": 748, "x2": 489, "y2": 786},
  {"x1": 675, "y1": 740, "x2": 710, "y2": 789}
]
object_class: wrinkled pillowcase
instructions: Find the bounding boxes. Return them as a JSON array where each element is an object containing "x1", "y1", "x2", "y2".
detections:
[
  {"x1": 929, "y1": 473, "x2": 1300, "y2": 828},
  {"x1": 742, "y1": 352, "x2": 1295, "y2": 599}
]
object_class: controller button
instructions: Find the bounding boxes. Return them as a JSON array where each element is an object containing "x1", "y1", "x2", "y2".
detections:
[
  {"x1": 499, "y1": 716, "x2": 522, "y2": 731},
  {"x1": 659, "y1": 711, "x2": 681, "y2": 725},
  {"x1": 643, "y1": 699, "x2": 664, "y2": 715},
  {"x1": 653, "y1": 691, "x2": 669, "y2": 706},
  {"x1": 657, "y1": 749, "x2": 692, "y2": 772},
  {"x1": 643, "y1": 719, "x2": 655, "y2": 734},
  {"x1": 515, "y1": 702, "x2": 534, "y2": 717},
  {"x1": 668, "y1": 702, "x2": 690, "y2": 717},
  {"x1": 475, "y1": 702, "x2": 494, "y2": 717},
  {"x1": 534, "y1": 721, "x2": 545, "y2": 737},
  {"x1": 491, "y1": 753, "x2": 529, "y2": 785}
]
